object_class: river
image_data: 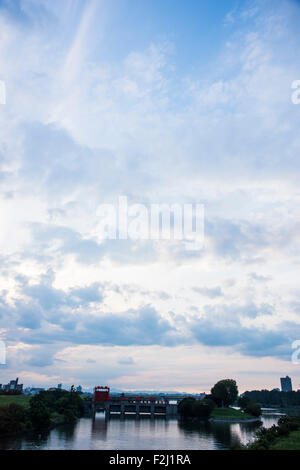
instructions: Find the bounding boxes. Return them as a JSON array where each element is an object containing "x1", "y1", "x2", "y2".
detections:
[{"x1": 0, "y1": 409, "x2": 287, "y2": 450}]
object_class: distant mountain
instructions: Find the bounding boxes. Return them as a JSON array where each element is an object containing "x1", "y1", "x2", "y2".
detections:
[{"x1": 81, "y1": 387, "x2": 202, "y2": 395}]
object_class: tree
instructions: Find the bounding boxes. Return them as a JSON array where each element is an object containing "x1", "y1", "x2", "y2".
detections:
[
  {"x1": 244, "y1": 401, "x2": 261, "y2": 417},
  {"x1": 178, "y1": 397, "x2": 196, "y2": 417},
  {"x1": 238, "y1": 396, "x2": 261, "y2": 417},
  {"x1": 211, "y1": 379, "x2": 238, "y2": 408},
  {"x1": 238, "y1": 395, "x2": 251, "y2": 409},
  {"x1": 178, "y1": 397, "x2": 215, "y2": 419},
  {"x1": 29, "y1": 395, "x2": 51, "y2": 429},
  {"x1": 0, "y1": 403, "x2": 29, "y2": 435}
]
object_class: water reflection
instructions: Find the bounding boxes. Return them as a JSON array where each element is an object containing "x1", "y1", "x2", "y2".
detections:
[
  {"x1": 0, "y1": 411, "x2": 283, "y2": 450},
  {"x1": 92, "y1": 413, "x2": 108, "y2": 440}
]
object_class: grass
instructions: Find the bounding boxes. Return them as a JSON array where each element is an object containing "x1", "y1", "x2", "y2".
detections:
[
  {"x1": 211, "y1": 407, "x2": 253, "y2": 420},
  {"x1": 269, "y1": 430, "x2": 300, "y2": 450},
  {"x1": 0, "y1": 395, "x2": 31, "y2": 408}
]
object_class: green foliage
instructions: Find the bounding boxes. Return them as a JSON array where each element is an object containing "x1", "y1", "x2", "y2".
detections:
[
  {"x1": 247, "y1": 416, "x2": 300, "y2": 450},
  {"x1": 211, "y1": 379, "x2": 238, "y2": 407},
  {"x1": 238, "y1": 396, "x2": 262, "y2": 417},
  {"x1": 29, "y1": 396, "x2": 51, "y2": 429},
  {"x1": 178, "y1": 397, "x2": 215, "y2": 419},
  {"x1": 0, "y1": 403, "x2": 29, "y2": 435},
  {"x1": 211, "y1": 407, "x2": 252, "y2": 420},
  {"x1": 0, "y1": 394, "x2": 31, "y2": 407},
  {"x1": 244, "y1": 402, "x2": 261, "y2": 417},
  {"x1": 29, "y1": 388, "x2": 84, "y2": 428},
  {"x1": 0, "y1": 388, "x2": 85, "y2": 435},
  {"x1": 238, "y1": 395, "x2": 251, "y2": 409},
  {"x1": 243, "y1": 389, "x2": 300, "y2": 407}
]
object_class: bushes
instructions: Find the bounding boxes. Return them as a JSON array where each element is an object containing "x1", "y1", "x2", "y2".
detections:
[
  {"x1": 0, "y1": 388, "x2": 85, "y2": 435},
  {"x1": 178, "y1": 397, "x2": 215, "y2": 419},
  {"x1": 29, "y1": 388, "x2": 84, "y2": 428},
  {"x1": 244, "y1": 402, "x2": 261, "y2": 417},
  {"x1": 29, "y1": 397, "x2": 51, "y2": 429},
  {"x1": 238, "y1": 396, "x2": 262, "y2": 417},
  {"x1": 0, "y1": 403, "x2": 29, "y2": 435},
  {"x1": 247, "y1": 416, "x2": 300, "y2": 450}
]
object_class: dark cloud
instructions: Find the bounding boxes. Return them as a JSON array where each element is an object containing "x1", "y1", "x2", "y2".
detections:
[
  {"x1": 190, "y1": 306, "x2": 298, "y2": 360},
  {"x1": 3, "y1": 269, "x2": 299, "y2": 362},
  {"x1": 17, "y1": 305, "x2": 176, "y2": 348}
]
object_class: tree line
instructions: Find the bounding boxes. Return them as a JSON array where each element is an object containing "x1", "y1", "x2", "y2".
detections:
[
  {"x1": 244, "y1": 390, "x2": 300, "y2": 407},
  {"x1": 178, "y1": 379, "x2": 262, "y2": 419},
  {"x1": 0, "y1": 386, "x2": 84, "y2": 437}
]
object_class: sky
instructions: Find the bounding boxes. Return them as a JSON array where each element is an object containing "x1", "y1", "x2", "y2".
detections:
[{"x1": 0, "y1": 0, "x2": 300, "y2": 393}]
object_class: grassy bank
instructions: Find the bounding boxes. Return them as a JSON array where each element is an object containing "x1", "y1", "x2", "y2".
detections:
[
  {"x1": 269, "y1": 430, "x2": 300, "y2": 450},
  {"x1": 241, "y1": 416, "x2": 300, "y2": 450},
  {"x1": 0, "y1": 395, "x2": 31, "y2": 408},
  {"x1": 211, "y1": 407, "x2": 252, "y2": 420}
]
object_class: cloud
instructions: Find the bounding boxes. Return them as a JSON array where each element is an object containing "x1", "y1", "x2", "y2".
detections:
[
  {"x1": 189, "y1": 304, "x2": 298, "y2": 359},
  {"x1": 249, "y1": 272, "x2": 272, "y2": 282},
  {"x1": 0, "y1": 0, "x2": 300, "y2": 388},
  {"x1": 193, "y1": 286, "x2": 224, "y2": 299},
  {"x1": 118, "y1": 357, "x2": 135, "y2": 365}
]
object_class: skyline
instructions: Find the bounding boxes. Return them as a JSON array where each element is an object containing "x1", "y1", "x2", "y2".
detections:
[
  {"x1": 1, "y1": 373, "x2": 297, "y2": 395},
  {"x1": 0, "y1": 0, "x2": 300, "y2": 392}
]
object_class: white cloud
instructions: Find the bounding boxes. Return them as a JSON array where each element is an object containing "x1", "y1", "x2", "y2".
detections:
[{"x1": 0, "y1": 0, "x2": 300, "y2": 390}]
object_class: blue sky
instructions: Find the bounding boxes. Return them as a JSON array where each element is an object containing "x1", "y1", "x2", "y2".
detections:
[{"x1": 0, "y1": 0, "x2": 300, "y2": 392}]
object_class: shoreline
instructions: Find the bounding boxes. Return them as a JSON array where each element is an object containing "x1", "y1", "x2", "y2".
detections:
[
  {"x1": 209, "y1": 417, "x2": 262, "y2": 423},
  {"x1": 0, "y1": 417, "x2": 75, "y2": 440}
]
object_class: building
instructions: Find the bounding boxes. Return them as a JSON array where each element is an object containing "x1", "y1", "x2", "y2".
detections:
[
  {"x1": 30, "y1": 388, "x2": 45, "y2": 395},
  {"x1": 76, "y1": 385, "x2": 82, "y2": 393},
  {"x1": 57, "y1": 384, "x2": 62, "y2": 390},
  {"x1": 23, "y1": 387, "x2": 45, "y2": 395},
  {"x1": 280, "y1": 376, "x2": 292, "y2": 392},
  {"x1": 2, "y1": 377, "x2": 23, "y2": 393}
]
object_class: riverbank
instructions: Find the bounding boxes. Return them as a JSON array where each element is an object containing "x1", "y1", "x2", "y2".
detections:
[
  {"x1": 0, "y1": 410, "x2": 70, "y2": 439},
  {"x1": 269, "y1": 430, "x2": 300, "y2": 450},
  {"x1": 244, "y1": 415, "x2": 300, "y2": 450},
  {"x1": 0, "y1": 389, "x2": 85, "y2": 440},
  {"x1": 210, "y1": 407, "x2": 260, "y2": 422}
]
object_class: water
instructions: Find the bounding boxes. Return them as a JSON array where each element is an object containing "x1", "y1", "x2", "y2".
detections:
[{"x1": 0, "y1": 411, "x2": 285, "y2": 450}]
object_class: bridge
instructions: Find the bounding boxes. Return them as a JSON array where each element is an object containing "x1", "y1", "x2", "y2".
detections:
[{"x1": 92, "y1": 386, "x2": 178, "y2": 417}]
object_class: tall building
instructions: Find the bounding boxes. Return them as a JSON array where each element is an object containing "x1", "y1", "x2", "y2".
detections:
[
  {"x1": 280, "y1": 376, "x2": 292, "y2": 392},
  {"x1": 2, "y1": 377, "x2": 23, "y2": 393}
]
